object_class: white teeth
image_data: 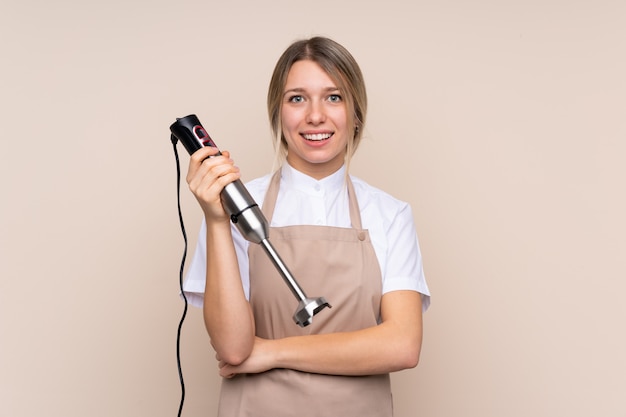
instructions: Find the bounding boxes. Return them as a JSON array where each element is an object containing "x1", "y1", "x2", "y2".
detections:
[{"x1": 303, "y1": 133, "x2": 332, "y2": 141}]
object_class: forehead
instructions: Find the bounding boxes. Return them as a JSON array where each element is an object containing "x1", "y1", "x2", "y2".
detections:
[{"x1": 284, "y1": 60, "x2": 339, "y2": 90}]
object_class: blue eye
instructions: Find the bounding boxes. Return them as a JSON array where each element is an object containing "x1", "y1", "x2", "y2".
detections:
[
  {"x1": 328, "y1": 94, "x2": 342, "y2": 103},
  {"x1": 289, "y1": 95, "x2": 304, "y2": 103}
]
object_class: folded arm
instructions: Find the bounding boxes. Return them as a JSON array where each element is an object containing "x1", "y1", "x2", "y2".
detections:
[{"x1": 218, "y1": 290, "x2": 423, "y2": 377}]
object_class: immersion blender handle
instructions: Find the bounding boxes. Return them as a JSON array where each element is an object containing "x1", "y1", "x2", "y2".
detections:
[{"x1": 169, "y1": 114, "x2": 268, "y2": 244}]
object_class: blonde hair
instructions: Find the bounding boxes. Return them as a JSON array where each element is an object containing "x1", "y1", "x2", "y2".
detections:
[{"x1": 267, "y1": 37, "x2": 367, "y2": 172}]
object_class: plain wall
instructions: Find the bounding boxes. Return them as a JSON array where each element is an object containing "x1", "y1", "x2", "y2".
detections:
[{"x1": 1, "y1": 1, "x2": 624, "y2": 416}]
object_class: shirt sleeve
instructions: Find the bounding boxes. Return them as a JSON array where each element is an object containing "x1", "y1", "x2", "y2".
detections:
[
  {"x1": 181, "y1": 220, "x2": 252, "y2": 307},
  {"x1": 381, "y1": 202, "x2": 431, "y2": 312},
  {"x1": 181, "y1": 220, "x2": 208, "y2": 308}
]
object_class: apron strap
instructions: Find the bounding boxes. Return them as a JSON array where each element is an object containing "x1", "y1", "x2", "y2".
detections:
[
  {"x1": 261, "y1": 168, "x2": 363, "y2": 230},
  {"x1": 261, "y1": 169, "x2": 282, "y2": 222},
  {"x1": 345, "y1": 175, "x2": 363, "y2": 230}
]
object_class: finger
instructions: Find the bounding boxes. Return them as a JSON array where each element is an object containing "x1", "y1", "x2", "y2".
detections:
[
  {"x1": 219, "y1": 365, "x2": 237, "y2": 379},
  {"x1": 187, "y1": 148, "x2": 236, "y2": 182},
  {"x1": 189, "y1": 146, "x2": 221, "y2": 165},
  {"x1": 210, "y1": 165, "x2": 241, "y2": 190},
  {"x1": 188, "y1": 156, "x2": 239, "y2": 196},
  {"x1": 186, "y1": 147, "x2": 221, "y2": 184},
  {"x1": 200, "y1": 155, "x2": 237, "y2": 176}
]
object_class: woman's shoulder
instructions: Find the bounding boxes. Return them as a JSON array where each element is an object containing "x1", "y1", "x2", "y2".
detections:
[{"x1": 349, "y1": 175, "x2": 412, "y2": 217}]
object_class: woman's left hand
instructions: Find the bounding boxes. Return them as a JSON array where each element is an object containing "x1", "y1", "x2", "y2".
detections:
[{"x1": 216, "y1": 336, "x2": 274, "y2": 378}]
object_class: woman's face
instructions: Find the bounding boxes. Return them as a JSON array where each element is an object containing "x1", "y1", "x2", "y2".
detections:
[{"x1": 281, "y1": 59, "x2": 349, "y2": 179}]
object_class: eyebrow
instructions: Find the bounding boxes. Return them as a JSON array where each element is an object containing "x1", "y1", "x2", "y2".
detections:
[{"x1": 283, "y1": 86, "x2": 340, "y2": 96}]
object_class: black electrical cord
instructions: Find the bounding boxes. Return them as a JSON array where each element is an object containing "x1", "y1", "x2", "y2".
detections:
[{"x1": 171, "y1": 135, "x2": 188, "y2": 417}]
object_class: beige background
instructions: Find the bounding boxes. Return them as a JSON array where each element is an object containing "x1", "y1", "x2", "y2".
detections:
[{"x1": 1, "y1": 0, "x2": 624, "y2": 416}]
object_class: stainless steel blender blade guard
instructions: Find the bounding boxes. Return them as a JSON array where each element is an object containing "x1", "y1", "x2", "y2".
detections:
[{"x1": 293, "y1": 297, "x2": 332, "y2": 327}]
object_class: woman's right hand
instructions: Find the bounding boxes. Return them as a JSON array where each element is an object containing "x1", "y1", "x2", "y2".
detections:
[{"x1": 186, "y1": 147, "x2": 241, "y2": 222}]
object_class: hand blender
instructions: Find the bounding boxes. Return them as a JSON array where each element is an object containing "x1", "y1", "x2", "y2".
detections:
[{"x1": 170, "y1": 114, "x2": 331, "y2": 327}]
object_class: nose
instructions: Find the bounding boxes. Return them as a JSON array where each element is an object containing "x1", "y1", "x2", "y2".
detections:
[{"x1": 305, "y1": 100, "x2": 326, "y2": 125}]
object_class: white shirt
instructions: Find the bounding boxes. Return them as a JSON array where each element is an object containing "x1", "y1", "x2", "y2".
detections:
[{"x1": 183, "y1": 164, "x2": 430, "y2": 311}]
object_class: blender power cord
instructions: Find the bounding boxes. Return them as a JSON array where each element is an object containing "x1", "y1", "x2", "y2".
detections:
[{"x1": 171, "y1": 134, "x2": 188, "y2": 417}]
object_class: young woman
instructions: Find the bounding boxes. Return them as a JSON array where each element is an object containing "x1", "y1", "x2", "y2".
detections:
[{"x1": 183, "y1": 36, "x2": 430, "y2": 416}]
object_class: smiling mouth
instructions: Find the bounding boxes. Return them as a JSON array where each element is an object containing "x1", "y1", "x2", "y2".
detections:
[{"x1": 302, "y1": 133, "x2": 333, "y2": 141}]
